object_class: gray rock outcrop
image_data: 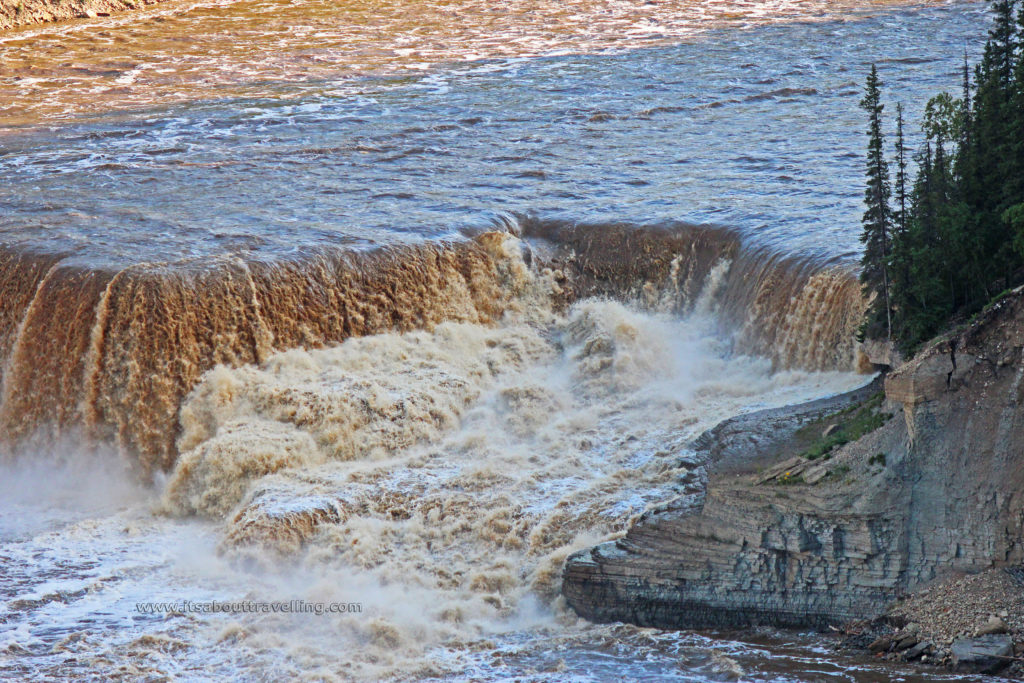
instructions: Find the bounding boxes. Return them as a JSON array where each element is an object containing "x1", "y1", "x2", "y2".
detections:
[
  {"x1": 951, "y1": 635, "x2": 1014, "y2": 674},
  {"x1": 563, "y1": 286, "x2": 1024, "y2": 634}
]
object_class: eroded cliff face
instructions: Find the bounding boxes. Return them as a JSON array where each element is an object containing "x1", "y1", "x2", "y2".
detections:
[{"x1": 564, "y1": 286, "x2": 1024, "y2": 630}]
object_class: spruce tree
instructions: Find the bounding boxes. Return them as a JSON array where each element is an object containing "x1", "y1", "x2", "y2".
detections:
[
  {"x1": 899, "y1": 142, "x2": 950, "y2": 348},
  {"x1": 893, "y1": 103, "x2": 909, "y2": 238},
  {"x1": 960, "y1": 50, "x2": 973, "y2": 159},
  {"x1": 965, "y1": 0, "x2": 1019, "y2": 290},
  {"x1": 868, "y1": 2, "x2": 1024, "y2": 351},
  {"x1": 890, "y1": 103, "x2": 910, "y2": 337},
  {"x1": 860, "y1": 64, "x2": 893, "y2": 340},
  {"x1": 1006, "y1": 2, "x2": 1024, "y2": 261}
]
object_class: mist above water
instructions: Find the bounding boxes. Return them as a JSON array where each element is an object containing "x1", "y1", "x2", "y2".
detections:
[
  {"x1": 1, "y1": 237, "x2": 870, "y2": 680},
  {"x1": 0, "y1": 0, "x2": 996, "y2": 680}
]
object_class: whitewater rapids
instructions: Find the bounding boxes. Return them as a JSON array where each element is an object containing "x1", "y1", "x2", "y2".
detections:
[{"x1": 0, "y1": 235, "x2": 869, "y2": 680}]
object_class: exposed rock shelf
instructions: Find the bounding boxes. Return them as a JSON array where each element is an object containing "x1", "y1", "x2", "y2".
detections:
[{"x1": 564, "y1": 287, "x2": 1024, "y2": 655}]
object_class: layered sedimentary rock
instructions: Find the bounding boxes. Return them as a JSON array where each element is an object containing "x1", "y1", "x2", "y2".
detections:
[{"x1": 564, "y1": 285, "x2": 1024, "y2": 629}]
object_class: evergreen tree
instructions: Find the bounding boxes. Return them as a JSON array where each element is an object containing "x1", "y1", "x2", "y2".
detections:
[
  {"x1": 964, "y1": 0, "x2": 1018, "y2": 289},
  {"x1": 1006, "y1": 2, "x2": 1024, "y2": 247},
  {"x1": 893, "y1": 103, "x2": 909, "y2": 238},
  {"x1": 960, "y1": 50, "x2": 973, "y2": 159},
  {"x1": 868, "y1": 1, "x2": 1024, "y2": 351},
  {"x1": 859, "y1": 64, "x2": 893, "y2": 339},
  {"x1": 889, "y1": 103, "x2": 911, "y2": 337},
  {"x1": 899, "y1": 142, "x2": 951, "y2": 347}
]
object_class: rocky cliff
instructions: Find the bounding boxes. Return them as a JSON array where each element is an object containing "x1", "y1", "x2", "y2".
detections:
[{"x1": 563, "y1": 285, "x2": 1024, "y2": 633}]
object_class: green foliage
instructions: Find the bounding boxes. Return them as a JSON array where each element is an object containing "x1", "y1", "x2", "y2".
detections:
[
  {"x1": 1005, "y1": 203, "x2": 1024, "y2": 260},
  {"x1": 864, "y1": 0, "x2": 1024, "y2": 352},
  {"x1": 804, "y1": 434, "x2": 845, "y2": 461},
  {"x1": 922, "y1": 92, "x2": 965, "y2": 142},
  {"x1": 860, "y1": 65, "x2": 894, "y2": 340},
  {"x1": 798, "y1": 393, "x2": 891, "y2": 461},
  {"x1": 868, "y1": 452, "x2": 887, "y2": 467},
  {"x1": 827, "y1": 464, "x2": 852, "y2": 480}
]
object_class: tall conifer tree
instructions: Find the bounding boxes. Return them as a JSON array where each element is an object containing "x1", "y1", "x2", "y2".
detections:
[
  {"x1": 967, "y1": 0, "x2": 1018, "y2": 287},
  {"x1": 860, "y1": 64, "x2": 893, "y2": 339},
  {"x1": 890, "y1": 102, "x2": 910, "y2": 336}
]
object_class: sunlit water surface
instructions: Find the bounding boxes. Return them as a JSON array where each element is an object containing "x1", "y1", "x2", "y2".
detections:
[
  {"x1": 0, "y1": 1, "x2": 1004, "y2": 681},
  {"x1": 0, "y1": 0, "x2": 987, "y2": 265}
]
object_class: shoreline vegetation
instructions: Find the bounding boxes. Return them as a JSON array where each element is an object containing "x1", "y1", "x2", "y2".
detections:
[
  {"x1": 0, "y1": 0, "x2": 165, "y2": 30},
  {"x1": 859, "y1": 0, "x2": 1024, "y2": 354},
  {"x1": 840, "y1": 1, "x2": 1024, "y2": 673},
  {"x1": 5, "y1": 0, "x2": 1021, "y2": 677},
  {"x1": 563, "y1": 4, "x2": 1024, "y2": 678}
]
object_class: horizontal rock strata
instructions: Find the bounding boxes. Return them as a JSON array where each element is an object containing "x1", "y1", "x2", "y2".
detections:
[{"x1": 564, "y1": 286, "x2": 1024, "y2": 631}]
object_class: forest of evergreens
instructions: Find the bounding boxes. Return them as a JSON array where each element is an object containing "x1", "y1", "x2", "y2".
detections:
[{"x1": 860, "y1": 0, "x2": 1024, "y2": 351}]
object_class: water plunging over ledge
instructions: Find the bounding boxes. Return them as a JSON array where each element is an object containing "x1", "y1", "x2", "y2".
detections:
[{"x1": 0, "y1": 0, "x2": 997, "y2": 680}]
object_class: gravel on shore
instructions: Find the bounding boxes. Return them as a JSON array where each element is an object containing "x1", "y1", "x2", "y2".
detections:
[
  {"x1": 0, "y1": 0, "x2": 166, "y2": 31},
  {"x1": 842, "y1": 568, "x2": 1024, "y2": 677}
]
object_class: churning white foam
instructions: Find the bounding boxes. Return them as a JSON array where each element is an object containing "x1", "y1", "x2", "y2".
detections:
[{"x1": 1, "y1": 236, "x2": 869, "y2": 680}]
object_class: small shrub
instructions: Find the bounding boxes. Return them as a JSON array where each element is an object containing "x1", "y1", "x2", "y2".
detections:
[
  {"x1": 829, "y1": 464, "x2": 851, "y2": 479},
  {"x1": 799, "y1": 392, "x2": 891, "y2": 460}
]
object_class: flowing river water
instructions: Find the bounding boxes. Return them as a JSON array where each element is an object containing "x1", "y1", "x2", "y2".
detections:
[{"x1": 0, "y1": 0, "x2": 1004, "y2": 680}]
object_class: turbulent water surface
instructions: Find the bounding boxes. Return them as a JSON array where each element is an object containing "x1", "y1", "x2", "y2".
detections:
[
  {"x1": 0, "y1": 0, "x2": 988, "y2": 262},
  {"x1": 0, "y1": 0, "x2": 1001, "y2": 681}
]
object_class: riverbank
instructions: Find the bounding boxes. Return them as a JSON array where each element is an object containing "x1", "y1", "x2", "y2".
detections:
[
  {"x1": 563, "y1": 284, "x2": 1024, "y2": 677},
  {"x1": 841, "y1": 567, "x2": 1024, "y2": 675},
  {"x1": 0, "y1": 0, "x2": 165, "y2": 30}
]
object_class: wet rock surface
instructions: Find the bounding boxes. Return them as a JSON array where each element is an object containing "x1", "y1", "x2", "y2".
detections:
[
  {"x1": 563, "y1": 378, "x2": 907, "y2": 630},
  {"x1": 951, "y1": 634, "x2": 1014, "y2": 674},
  {"x1": 848, "y1": 567, "x2": 1024, "y2": 674},
  {"x1": 563, "y1": 286, "x2": 1024, "y2": 676}
]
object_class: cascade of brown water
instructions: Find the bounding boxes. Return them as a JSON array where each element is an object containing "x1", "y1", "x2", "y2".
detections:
[
  {"x1": 716, "y1": 248, "x2": 866, "y2": 369},
  {"x1": 0, "y1": 250, "x2": 68, "y2": 393},
  {"x1": 0, "y1": 235, "x2": 512, "y2": 476},
  {"x1": 516, "y1": 218, "x2": 866, "y2": 370},
  {"x1": 0, "y1": 224, "x2": 865, "y2": 476}
]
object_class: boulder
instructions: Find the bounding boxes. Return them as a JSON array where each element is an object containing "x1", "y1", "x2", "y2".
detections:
[
  {"x1": 975, "y1": 615, "x2": 1009, "y2": 637},
  {"x1": 867, "y1": 635, "x2": 893, "y2": 653},
  {"x1": 951, "y1": 634, "x2": 1014, "y2": 674},
  {"x1": 860, "y1": 339, "x2": 905, "y2": 369},
  {"x1": 563, "y1": 289, "x2": 1024, "y2": 640},
  {"x1": 894, "y1": 622, "x2": 921, "y2": 651},
  {"x1": 901, "y1": 640, "x2": 932, "y2": 661}
]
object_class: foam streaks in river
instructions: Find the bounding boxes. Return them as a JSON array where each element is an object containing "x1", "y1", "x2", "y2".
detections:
[
  {"x1": 141, "y1": 237, "x2": 868, "y2": 678},
  {"x1": 0, "y1": 228, "x2": 877, "y2": 681},
  {"x1": 520, "y1": 218, "x2": 866, "y2": 372},
  {"x1": 0, "y1": 0, "x2": 950, "y2": 126}
]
